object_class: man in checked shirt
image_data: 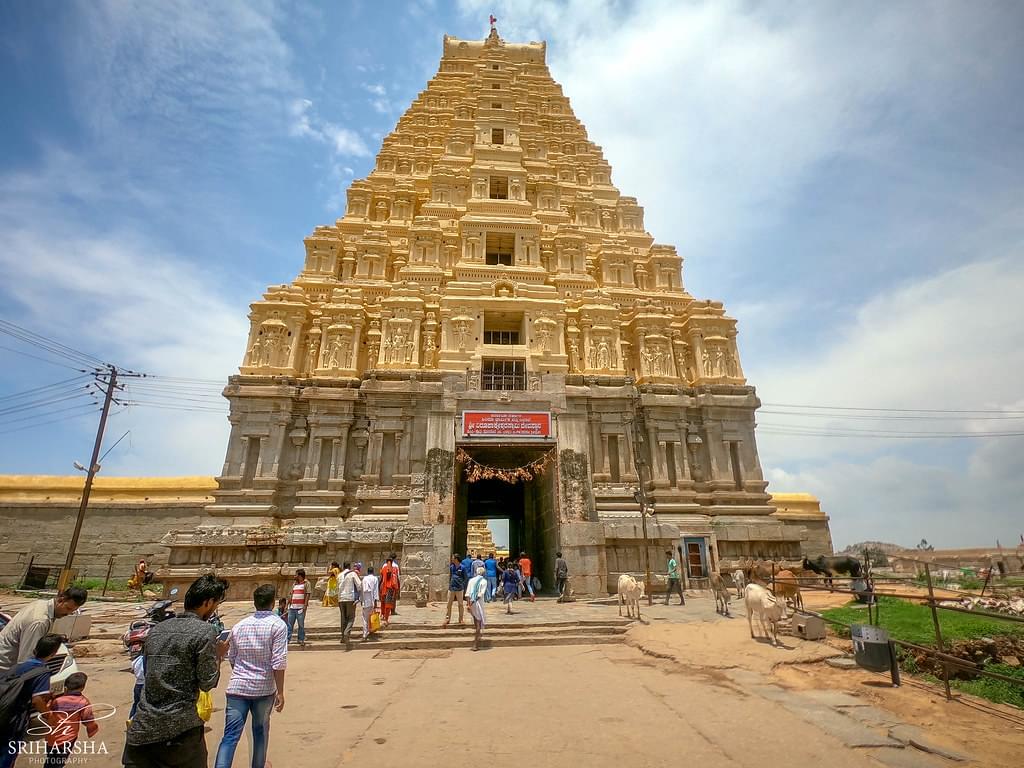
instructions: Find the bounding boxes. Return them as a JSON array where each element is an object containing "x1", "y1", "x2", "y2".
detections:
[{"x1": 214, "y1": 584, "x2": 287, "y2": 768}]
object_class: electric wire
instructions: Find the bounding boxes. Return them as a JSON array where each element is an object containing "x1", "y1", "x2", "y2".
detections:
[
  {"x1": 0, "y1": 344, "x2": 90, "y2": 371},
  {"x1": 0, "y1": 320, "x2": 108, "y2": 368},
  {"x1": 0, "y1": 406, "x2": 103, "y2": 436},
  {"x1": 0, "y1": 375, "x2": 92, "y2": 403},
  {"x1": 0, "y1": 400, "x2": 102, "y2": 427},
  {"x1": 0, "y1": 388, "x2": 97, "y2": 418}
]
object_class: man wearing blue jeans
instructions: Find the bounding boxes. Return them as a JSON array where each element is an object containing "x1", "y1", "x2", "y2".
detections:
[
  {"x1": 285, "y1": 569, "x2": 308, "y2": 646},
  {"x1": 484, "y1": 553, "x2": 498, "y2": 601},
  {"x1": 215, "y1": 584, "x2": 287, "y2": 768}
]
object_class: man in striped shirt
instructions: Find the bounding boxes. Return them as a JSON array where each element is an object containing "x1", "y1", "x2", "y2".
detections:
[
  {"x1": 214, "y1": 584, "x2": 287, "y2": 768},
  {"x1": 285, "y1": 569, "x2": 309, "y2": 646}
]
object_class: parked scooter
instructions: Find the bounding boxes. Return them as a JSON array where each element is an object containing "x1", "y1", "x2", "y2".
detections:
[{"x1": 122, "y1": 588, "x2": 179, "y2": 658}]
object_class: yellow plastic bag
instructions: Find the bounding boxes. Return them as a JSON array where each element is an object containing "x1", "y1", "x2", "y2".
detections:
[
  {"x1": 369, "y1": 611, "x2": 382, "y2": 633},
  {"x1": 196, "y1": 690, "x2": 213, "y2": 722}
]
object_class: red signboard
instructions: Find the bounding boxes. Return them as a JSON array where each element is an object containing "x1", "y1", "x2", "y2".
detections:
[{"x1": 462, "y1": 411, "x2": 552, "y2": 438}]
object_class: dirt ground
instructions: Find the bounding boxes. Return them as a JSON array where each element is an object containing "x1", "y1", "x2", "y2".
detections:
[{"x1": 6, "y1": 590, "x2": 1023, "y2": 767}]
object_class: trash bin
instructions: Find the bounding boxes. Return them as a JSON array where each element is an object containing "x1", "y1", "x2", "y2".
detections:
[{"x1": 851, "y1": 624, "x2": 892, "y2": 672}]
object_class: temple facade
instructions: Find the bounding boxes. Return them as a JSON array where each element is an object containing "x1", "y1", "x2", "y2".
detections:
[{"x1": 160, "y1": 29, "x2": 832, "y2": 599}]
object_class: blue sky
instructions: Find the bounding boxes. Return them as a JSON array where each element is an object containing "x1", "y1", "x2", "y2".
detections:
[{"x1": 1, "y1": 1, "x2": 1023, "y2": 549}]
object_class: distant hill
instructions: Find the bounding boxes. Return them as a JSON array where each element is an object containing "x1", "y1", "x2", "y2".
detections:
[{"x1": 838, "y1": 541, "x2": 905, "y2": 556}]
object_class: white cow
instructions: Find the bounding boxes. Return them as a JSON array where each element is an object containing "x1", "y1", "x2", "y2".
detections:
[
  {"x1": 744, "y1": 583, "x2": 786, "y2": 646},
  {"x1": 731, "y1": 569, "x2": 746, "y2": 598},
  {"x1": 617, "y1": 574, "x2": 645, "y2": 619}
]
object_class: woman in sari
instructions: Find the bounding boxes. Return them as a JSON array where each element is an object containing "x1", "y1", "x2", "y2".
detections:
[
  {"x1": 322, "y1": 560, "x2": 341, "y2": 607},
  {"x1": 379, "y1": 556, "x2": 400, "y2": 625}
]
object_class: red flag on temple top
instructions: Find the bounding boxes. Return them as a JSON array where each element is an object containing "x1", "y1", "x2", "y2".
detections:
[{"x1": 490, "y1": 15, "x2": 497, "y2": 26}]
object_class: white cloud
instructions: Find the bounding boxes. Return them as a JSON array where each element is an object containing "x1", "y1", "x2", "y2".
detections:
[
  {"x1": 0, "y1": 152, "x2": 249, "y2": 476},
  {"x1": 289, "y1": 98, "x2": 371, "y2": 158},
  {"x1": 753, "y1": 256, "x2": 1024, "y2": 548}
]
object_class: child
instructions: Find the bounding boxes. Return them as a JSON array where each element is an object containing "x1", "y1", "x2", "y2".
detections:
[
  {"x1": 501, "y1": 566, "x2": 519, "y2": 615},
  {"x1": 45, "y1": 672, "x2": 98, "y2": 767},
  {"x1": 128, "y1": 655, "x2": 145, "y2": 724},
  {"x1": 275, "y1": 596, "x2": 288, "y2": 617}
]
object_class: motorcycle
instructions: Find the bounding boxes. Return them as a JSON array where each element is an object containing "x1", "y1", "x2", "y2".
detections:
[{"x1": 122, "y1": 587, "x2": 179, "y2": 658}]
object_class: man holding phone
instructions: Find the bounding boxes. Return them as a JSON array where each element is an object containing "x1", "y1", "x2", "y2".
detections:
[
  {"x1": 214, "y1": 584, "x2": 287, "y2": 768},
  {"x1": 123, "y1": 573, "x2": 230, "y2": 768}
]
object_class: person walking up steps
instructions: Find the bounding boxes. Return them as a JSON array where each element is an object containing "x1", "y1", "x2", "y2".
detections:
[
  {"x1": 484, "y1": 553, "x2": 498, "y2": 602},
  {"x1": 465, "y1": 566, "x2": 488, "y2": 651},
  {"x1": 443, "y1": 554, "x2": 467, "y2": 627},
  {"x1": 519, "y1": 552, "x2": 535, "y2": 601},
  {"x1": 285, "y1": 570, "x2": 309, "y2": 646},
  {"x1": 501, "y1": 565, "x2": 519, "y2": 615},
  {"x1": 379, "y1": 557, "x2": 400, "y2": 625},
  {"x1": 360, "y1": 567, "x2": 379, "y2": 641},
  {"x1": 338, "y1": 564, "x2": 362, "y2": 650}
]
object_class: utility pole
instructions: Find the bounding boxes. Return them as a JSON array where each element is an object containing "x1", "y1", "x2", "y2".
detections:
[
  {"x1": 57, "y1": 366, "x2": 117, "y2": 593},
  {"x1": 627, "y1": 387, "x2": 654, "y2": 606}
]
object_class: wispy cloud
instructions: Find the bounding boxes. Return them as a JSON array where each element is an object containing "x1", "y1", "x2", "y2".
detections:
[{"x1": 289, "y1": 98, "x2": 371, "y2": 157}]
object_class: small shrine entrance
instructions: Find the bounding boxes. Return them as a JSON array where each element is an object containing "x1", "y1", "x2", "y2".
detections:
[{"x1": 453, "y1": 443, "x2": 558, "y2": 592}]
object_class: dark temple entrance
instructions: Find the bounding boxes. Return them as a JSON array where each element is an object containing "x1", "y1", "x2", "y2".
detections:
[{"x1": 453, "y1": 444, "x2": 558, "y2": 592}]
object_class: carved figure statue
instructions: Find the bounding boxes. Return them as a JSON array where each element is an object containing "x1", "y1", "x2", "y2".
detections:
[
  {"x1": 381, "y1": 335, "x2": 393, "y2": 364},
  {"x1": 339, "y1": 336, "x2": 352, "y2": 369},
  {"x1": 247, "y1": 337, "x2": 264, "y2": 368},
  {"x1": 453, "y1": 320, "x2": 471, "y2": 351},
  {"x1": 304, "y1": 337, "x2": 319, "y2": 374},
  {"x1": 714, "y1": 347, "x2": 725, "y2": 378},
  {"x1": 263, "y1": 334, "x2": 281, "y2": 368},
  {"x1": 568, "y1": 339, "x2": 581, "y2": 372},
  {"x1": 423, "y1": 334, "x2": 437, "y2": 367},
  {"x1": 702, "y1": 348, "x2": 712, "y2": 376},
  {"x1": 640, "y1": 345, "x2": 654, "y2": 374},
  {"x1": 474, "y1": 177, "x2": 487, "y2": 198},
  {"x1": 510, "y1": 178, "x2": 521, "y2": 199},
  {"x1": 727, "y1": 351, "x2": 739, "y2": 378},
  {"x1": 375, "y1": 200, "x2": 389, "y2": 221},
  {"x1": 535, "y1": 326, "x2": 552, "y2": 353},
  {"x1": 367, "y1": 339, "x2": 380, "y2": 367},
  {"x1": 596, "y1": 338, "x2": 611, "y2": 370}
]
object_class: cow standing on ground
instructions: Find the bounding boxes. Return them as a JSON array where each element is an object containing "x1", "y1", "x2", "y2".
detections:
[
  {"x1": 744, "y1": 583, "x2": 786, "y2": 646},
  {"x1": 617, "y1": 574, "x2": 645, "y2": 619},
  {"x1": 731, "y1": 569, "x2": 746, "y2": 598},
  {"x1": 772, "y1": 569, "x2": 803, "y2": 611},
  {"x1": 802, "y1": 555, "x2": 862, "y2": 587},
  {"x1": 710, "y1": 573, "x2": 731, "y2": 616}
]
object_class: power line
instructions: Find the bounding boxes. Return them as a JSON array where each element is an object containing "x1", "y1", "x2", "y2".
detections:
[
  {"x1": 0, "y1": 344, "x2": 90, "y2": 371},
  {"x1": 0, "y1": 375, "x2": 92, "y2": 403},
  {"x1": 0, "y1": 406, "x2": 102, "y2": 436},
  {"x1": 758, "y1": 427, "x2": 1024, "y2": 439},
  {"x1": 760, "y1": 409, "x2": 1024, "y2": 421},
  {"x1": 0, "y1": 320, "x2": 108, "y2": 369},
  {"x1": 762, "y1": 401, "x2": 1023, "y2": 415},
  {"x1": 0, "y1": 388, "x2": 97, "y2": 418},
  {"x1": 0, "y1": 401, "x2": 102, "y2": 427}
]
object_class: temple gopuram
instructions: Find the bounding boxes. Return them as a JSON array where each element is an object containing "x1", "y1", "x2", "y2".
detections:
[{"x1": 159, "y1": 28, "x2": 832, "y2": 599}]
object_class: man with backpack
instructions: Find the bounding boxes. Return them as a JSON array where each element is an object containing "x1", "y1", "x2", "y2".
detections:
[{"x1": 0, "y1": 633, "x2": 63, "y2": 768}]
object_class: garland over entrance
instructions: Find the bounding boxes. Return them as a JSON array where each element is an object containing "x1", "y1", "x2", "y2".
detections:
[{"x1": 456, "y1": 447, "x2": 556, "y2": 484}]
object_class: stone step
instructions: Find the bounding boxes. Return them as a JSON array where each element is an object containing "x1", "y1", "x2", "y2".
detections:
[
  {"x1": 294, "y1": 632, "x2": 626, "y2": 652},
  {"x1": 302, "y1": 625, "x2": 629, "y2": 640}
]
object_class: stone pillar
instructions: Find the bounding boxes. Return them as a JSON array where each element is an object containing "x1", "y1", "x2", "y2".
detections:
[
  {"x1": 304, "y1": 438, "x2": 321, "y2": 479},
  {"x1": 222, "y1": 417, "x2": 242, "y2": 476},
  {"x1": 254, "y1": 437, "x2": 269, "y2": 476},
  {"x1": 601, "y1": 434, "x2": 611, "y2": 474},
  {"x1": 334, "y1": 425, "x2": 350, "y2": 479}
]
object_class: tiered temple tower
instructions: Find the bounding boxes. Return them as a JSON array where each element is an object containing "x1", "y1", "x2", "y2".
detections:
[{"x1": 160, "y1": 29, "x2": 831, "y2": 599}]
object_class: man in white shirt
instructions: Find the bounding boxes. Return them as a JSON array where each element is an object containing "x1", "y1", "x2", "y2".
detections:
[
  {"x1": 0, "y1": 587, "x2": 88, "y2": 673},
  {"x1": 337, "y1": 564, "x2": 362, "y2": 650},
  {"x1": 359, "y1": 567, "x2": 380, "y2": 641}
]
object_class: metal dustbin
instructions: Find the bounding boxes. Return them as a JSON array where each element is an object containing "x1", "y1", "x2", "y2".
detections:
[{"x1": 851, "y1": 624, "x2": 893, "y2": 672}]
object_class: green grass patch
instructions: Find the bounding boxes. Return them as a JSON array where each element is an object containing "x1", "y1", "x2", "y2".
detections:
[
  {"x1": 949, "y1": 664, "x2": 1024, "y2": 708},
  {"x1": 822, "y1": 597, "x2": 1023, "y2": 646},
  {"x1": 70, "y1": 577, "x2": 134, "y2": 593}
]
